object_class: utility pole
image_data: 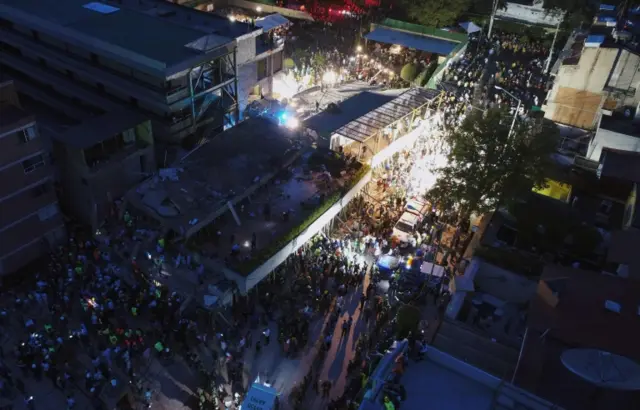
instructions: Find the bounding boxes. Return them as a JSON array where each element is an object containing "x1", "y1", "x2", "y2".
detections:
[
  {"x1": 487, "y1": 0, "x2": 500, "y2": 39},
  {"x1": 545, "y1": 19, "x2": 562, "y2": 74}
]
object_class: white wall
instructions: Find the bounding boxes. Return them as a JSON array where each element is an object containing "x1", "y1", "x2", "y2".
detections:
[
  {"x1": 496, "y1": 1, "x2": 564, "y2": 27},
  {"x1": 588, "y1": 127, "x2": 640, "y2": 160},
  {"x1": 243, "y1": 170, "x2": 372, "y2": 292}
]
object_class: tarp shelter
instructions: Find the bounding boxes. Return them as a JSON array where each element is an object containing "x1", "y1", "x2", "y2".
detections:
[
  {"x1": 255, "y1": 13, "x2": 291, "y2": 32},
  {"x1": 242, "y1": 382, "x2": 278, "y2": 410},
  {"x1": 459, "y1": 21, "x2": 481, "y2": 34},
  {"x1": 365, "y1": 27, "x2": 459, "y2": 55}
]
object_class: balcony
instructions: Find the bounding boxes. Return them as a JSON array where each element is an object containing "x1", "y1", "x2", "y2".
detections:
[
  {"x1": 0, "y1": 158, "x2": 52, "y2": 199},
  {"x1": 0, "y1": 210, "x2": 63, "y2": 257},
  {"x1": 0, "y1": 126, "x2": 45, "y2": 167},
  {"x1": 0, "y1": 188, "x2": 57, "y2": 229}
]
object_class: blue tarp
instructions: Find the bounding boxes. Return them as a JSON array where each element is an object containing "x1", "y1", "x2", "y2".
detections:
[{"x1": 365, "y1": 27, "x2": 459, "y2": 55}]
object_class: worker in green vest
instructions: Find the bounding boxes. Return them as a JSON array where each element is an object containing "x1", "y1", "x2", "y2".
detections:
[{"x1": 383, "y1": 396, "x2": 395, "y2": 410}]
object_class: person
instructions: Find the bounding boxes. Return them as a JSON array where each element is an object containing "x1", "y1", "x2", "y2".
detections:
[
  {"x1": 66, "y1": 394, "x2": 76, "y2": 409},
  {"x1": 359, "y1": 293, "x2": 366, "y2": 310},
  {"x1": 263, "y1": 328, "x2": 271, "y2": 345},
  {"x1": 322, "y1": 380, "x2": 332, "y2": 398},
  {"x1": 341, "y1": 317, "x2": 350, "y2": 339},
  {"x1": 384, "y1": 396, "x2": 395, "y2": 410}
]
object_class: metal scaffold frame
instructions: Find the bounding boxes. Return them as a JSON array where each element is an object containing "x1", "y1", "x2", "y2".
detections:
[{"x1": 188, "y1": 47, "x2": 239, "y2": 132}]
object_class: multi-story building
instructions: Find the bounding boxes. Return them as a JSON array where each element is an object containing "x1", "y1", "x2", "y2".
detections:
[
  {"x1": 0, "y1": 80, "x2": 66, "y2": 275},
  {"x1": 0, "y1": 0, "x2": 286, "y2": 144},
  {"x1": 51, "y1": 109, "x2": 156, "y2": 229}
]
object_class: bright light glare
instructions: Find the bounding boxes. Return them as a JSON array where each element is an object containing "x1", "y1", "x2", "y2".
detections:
[
  {"x1": 356, "y1": 45, "x2": 363, "y2": 52},
  {"x1": 256, "y1": 6, "x2": 262, "y2": 12},
  {"x1": 286, "y1": 117, "x2": 300, "y2": 129},
  {"x1": 229, "y1": 15, "x2": 236, "y2": 22},
  {"x1": 322, "y1": 71, "x2": 337, "y2": 85}
]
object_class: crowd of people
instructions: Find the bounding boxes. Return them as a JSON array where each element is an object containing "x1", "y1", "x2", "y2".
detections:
[{"x1": 440, "y1": 29, "x2": 551, "y2": 128}]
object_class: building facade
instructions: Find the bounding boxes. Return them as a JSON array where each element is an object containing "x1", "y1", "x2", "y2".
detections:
[
  {"x1": 0, "y1": 81, "x2": 66, "y2": 275},
  {"x1": 0, "y1": 0, "x2": 244, "y2": 144},
  {"x1": 52, "y1": 110, "x2": 156, "y2": 229}
]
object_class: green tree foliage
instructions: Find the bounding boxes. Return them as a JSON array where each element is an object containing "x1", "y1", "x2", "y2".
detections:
[
  {"x1": 400, "y1": 63, "x2": 419, "y2": 82},
  {"x1": 311, "y1": 53, "x2": 328, "y2": 71},
  {"x1": 427, "y1": 108, "x2": 559, "y2": 217},
  {"x1": 284, "y1": 58, "x2": 295, "y2": 70},
  {"x1": 400, "y1": 0, "x2": 471, "y2": 28},
  {"x1": 414, "y1": 61, "x2": 439, "y2": 87}
]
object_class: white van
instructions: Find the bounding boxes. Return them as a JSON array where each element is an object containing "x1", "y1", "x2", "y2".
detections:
[
  {"x1": 393, "y1": 212, "x2": 421, "y2": 245},
  {"x1": 404, "y1": 197, "x2": 429, "y2": 219}
]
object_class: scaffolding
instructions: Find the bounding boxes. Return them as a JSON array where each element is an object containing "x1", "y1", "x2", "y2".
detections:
[
  {"x1": 188, "y1": 47, "x2": 239, "y2": 133},
  {"x1": 332, "y1": 88, "x2": 441, "y2": 162}
]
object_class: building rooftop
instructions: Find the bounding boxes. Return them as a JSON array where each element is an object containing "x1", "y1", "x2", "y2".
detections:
[
  {"x1": 53, "y1": 108, "x2": 148, "y2": 149},
  {"x1": 127, "y1": 117, "x2": 301, "y2": 238},
  {"x1": 529, "y1": 264, "x2": 640, "y2": 362},
  {"x1": 599, "y1": 147, "x2": 640, "y2": 182},
  {"x1": 0, "y1": 0, "x2": 240, "y2": 74},
  {"x1": 599, "y1": 113, "x2": 640, "y2": 137},
  {"x1": 304, "y1": 91, "x2": 397, "y2": 138}
]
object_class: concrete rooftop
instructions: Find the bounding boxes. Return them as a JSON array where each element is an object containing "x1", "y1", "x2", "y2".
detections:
[{"x1": 127, "y1": 117, "x2": 302, "y2": 239}]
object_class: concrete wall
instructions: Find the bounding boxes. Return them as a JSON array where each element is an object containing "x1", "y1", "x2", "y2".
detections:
[
  {"x1": 588, "y1": 126, "x2": 640, "y2": 160},
  {"x1": 496, "y1": 2, "x2": 564, "y2": 27},
  {"x1": 226, "y1": 0, "x2": 314, "y2": 21},
  {"x1": 243, "y1": 170, "x2": 372, "y2": 292},
  {"x1": 475, "y1": 259, "x2": 537, "y2": 305},
  {"x1": 544, "y1": 47, "x2": 617, "y2": 128}
]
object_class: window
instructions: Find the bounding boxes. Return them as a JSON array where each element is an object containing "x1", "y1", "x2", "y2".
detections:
[
  {"x1": 19, "y1": 127, "x2": 37, "y2": 143},
  {"x1": 22, "y1": 154, "x2": 45, "y2": 174},
  {"x1": 257, "y1": 59, "x2": 268, "y2": 80},
  {"x1": 31, "y1": 183, "x2": 50, "y2": 198},
  {"x1": 37, "y1": 203, "x2": 58, "y2": 221}
]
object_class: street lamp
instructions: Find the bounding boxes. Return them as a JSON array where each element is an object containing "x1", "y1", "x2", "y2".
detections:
[
  {"x1": 356, "y1": 45, "x2": 363, "y2": 52},
  {"x1": 494, "y1": 85, "x2": 521, "y2": 139},
  {"x1": 256, "y1": 6, "x2": 262, "y2": 12}
]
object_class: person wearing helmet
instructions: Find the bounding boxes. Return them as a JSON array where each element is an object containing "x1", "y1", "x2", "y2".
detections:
[{"x1": 383, "y1": 396, "x2": 395, "y2": 410}]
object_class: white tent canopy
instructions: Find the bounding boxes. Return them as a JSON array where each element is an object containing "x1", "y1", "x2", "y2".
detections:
[
  {"x1": 459, "y1": 21, "x2": 482, "y2": 34},
  {"x1": 256, "y1": 13, "x2": 291, "y2": 32}
]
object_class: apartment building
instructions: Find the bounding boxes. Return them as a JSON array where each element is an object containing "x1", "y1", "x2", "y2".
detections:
[
  {"x1": 0, "y1": 0, "x2": 247, "y2": 144},
  {"x1": 52, "y1": 109, "x2": 156, "y2": 229},
  {"x1": 0, "y1": 81, "x2": 66, "y2": 275}
]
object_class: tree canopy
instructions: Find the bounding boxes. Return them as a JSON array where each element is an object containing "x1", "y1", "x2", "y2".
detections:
[
  {"x1": 399, "y1": 0, "x2": 471, "y2": 28},
  {"x1": 400, "y1": 63, "x2": 419, "y2": 82},
  {"x1": 426, "y1": 108, "x2": 559, "y2": 217}
]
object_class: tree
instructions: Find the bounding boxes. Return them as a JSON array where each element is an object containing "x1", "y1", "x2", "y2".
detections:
[
  {"x1": 311, "y1": 53, "x2": 327, "y2": 71},
  {"x1": 284, "y1": 58, "x2": 295, "y2": 70},
  {"x1": 399, "y1": 0, "x2": 471, "y2": 28},
  {"x1": 426, "y1": 108, "x2": 559, "y2": 218},
  {"x1": 400, "y1": 63, "x2": 419, "y2": 82}
]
